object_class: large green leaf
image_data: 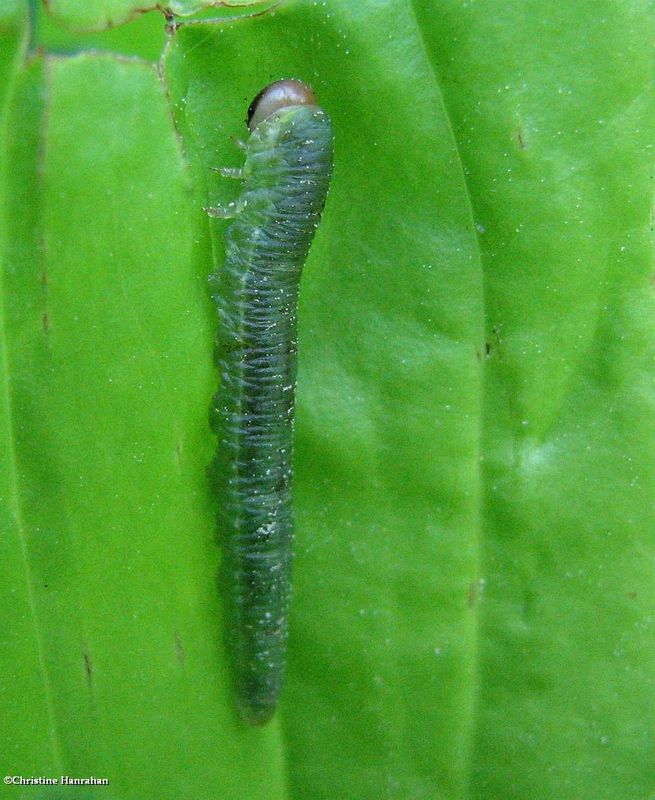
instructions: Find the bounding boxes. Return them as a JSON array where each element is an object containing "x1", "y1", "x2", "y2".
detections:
[{"x1": 2, "y1": 1, "x2": 654, "y2": 798}]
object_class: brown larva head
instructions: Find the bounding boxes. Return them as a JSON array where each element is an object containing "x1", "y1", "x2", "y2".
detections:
[{"x1": 246, "y1": 79, "x2": 318, "y2": 132}]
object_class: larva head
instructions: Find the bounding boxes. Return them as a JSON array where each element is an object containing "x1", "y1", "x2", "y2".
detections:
[{"x1": 246, "y1": 79, "x2": 318, "y2": 132}]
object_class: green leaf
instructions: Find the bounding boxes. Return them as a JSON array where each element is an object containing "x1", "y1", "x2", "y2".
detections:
[
  {"x1": 1, "y1": 41, "x2": 285, "y2": 800},
  {"x1": 36, "y1": 6, "x2": 167, "y2": 61},
  {"x1": 45, "y1": 0, "x2": 270, "y2": 33},
  {"x1": 2, "y1": 1, "x2": 654, "y2": 798}
]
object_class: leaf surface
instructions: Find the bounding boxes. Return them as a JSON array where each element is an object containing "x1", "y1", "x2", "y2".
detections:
[
  {"x1": 1, "y1": 2, "x2": 654, "y2": 798},
  {"x1": 45, "y1": 0, "x2": 268, "y2": 33}
]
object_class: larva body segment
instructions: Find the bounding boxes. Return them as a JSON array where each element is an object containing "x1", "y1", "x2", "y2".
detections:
[{"x1": 209, "y1": 82, "x2": 333, "y2": 725}]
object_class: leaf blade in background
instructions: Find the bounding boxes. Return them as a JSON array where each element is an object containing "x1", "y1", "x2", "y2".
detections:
[
  {"x1": 1, "y1": 43, "x2": 287, "y2": 799},
  {"x1": 0, "y1": 7, "x2": 62, "y2": 779},
  {"x1": 44, "y1": 0, "x2": 270, "y2": 33},
  {"x1": 414, "y1": 2, "x2": 655, "y2": 796}
]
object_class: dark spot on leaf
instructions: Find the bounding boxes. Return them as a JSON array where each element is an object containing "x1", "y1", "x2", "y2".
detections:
[
  {"x1": 83, "y1": 650, "x2": 93, "y2": 685},
  {"x1": 175, "y1": 631, "x2": 186, "y2": 664}
]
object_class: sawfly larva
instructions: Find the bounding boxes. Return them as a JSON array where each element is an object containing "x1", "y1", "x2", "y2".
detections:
[{"x1": 206, "y1": 79, "x2": 333, "y2": 725}]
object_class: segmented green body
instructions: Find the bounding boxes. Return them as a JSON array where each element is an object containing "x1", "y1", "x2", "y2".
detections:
[{"x1": 209, "y1": 103, "x2": 333, "y2": 725}]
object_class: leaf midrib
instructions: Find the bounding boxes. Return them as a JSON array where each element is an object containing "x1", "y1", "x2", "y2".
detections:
[{"x1": 407, "y1": 1, "x2": 487, "y2": 795}]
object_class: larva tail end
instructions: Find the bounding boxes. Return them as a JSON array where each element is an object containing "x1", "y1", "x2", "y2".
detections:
[
  {"x1": 233, "y1": 665, "x2": 284, "y2": 726},
  {"x1": 237, "y1": 696, "x2": 278, "y2": 727}
]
